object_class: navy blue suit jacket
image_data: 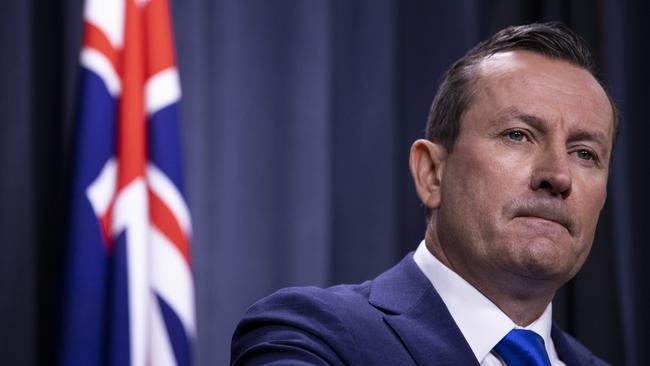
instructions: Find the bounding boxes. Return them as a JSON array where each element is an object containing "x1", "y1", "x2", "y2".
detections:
[{"x1": 231, "y1": 253, "x2": 609, "y2": 365}]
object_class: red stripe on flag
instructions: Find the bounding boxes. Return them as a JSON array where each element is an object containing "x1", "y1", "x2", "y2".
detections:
[
  {"x1": 83, "y1": 22, "x2": 121, "y2": 75},
  {"x1": 99, "y1": 203, "x2": 114, "y2": 252},
  {"x1": 117, "y1": 0, "x2": 147, "y2": 190},
  {"x1": 149, "y1": 188, "x2": 191, "y2": 265},
  {"x1": 144, "y1": 0, "x2": 176, "y2": 78}
]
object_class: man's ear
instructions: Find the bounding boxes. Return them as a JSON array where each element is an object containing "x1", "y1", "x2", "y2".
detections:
[{"x1": 409, "y1": 139, "x2": 447, "y2": 209}]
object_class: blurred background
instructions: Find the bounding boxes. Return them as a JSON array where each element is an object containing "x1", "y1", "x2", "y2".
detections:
[{"x1": 1, "y1": 0, "x2": 648, "y2": 365}]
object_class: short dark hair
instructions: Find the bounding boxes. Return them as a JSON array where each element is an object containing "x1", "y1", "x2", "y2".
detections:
[{"x1": 425, "y1": 21, "x2": 619, "y2": 153}]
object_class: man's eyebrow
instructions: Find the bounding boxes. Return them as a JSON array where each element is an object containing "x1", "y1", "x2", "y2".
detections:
[
  {"x1": 495, "y1": 108, "x2": 546, "y2": 129},
  {"x1": 567, "y1": 130, "x2": 609, "y2": 151},
  {"x1": 495, "y1": 108, "x2": 609, "y2": 148}
]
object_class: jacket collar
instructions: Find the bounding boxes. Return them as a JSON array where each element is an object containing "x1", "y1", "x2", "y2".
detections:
[
  {"x1": 368, "y1": 253, "x2": 594, "y2": 366},
  {"x1": 368, "y1": 253, "x2": 479, "y2": 366}
]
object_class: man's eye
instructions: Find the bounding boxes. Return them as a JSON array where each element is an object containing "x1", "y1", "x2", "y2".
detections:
[
  {"x1": 505, "y1": 130, "x2": 526, "y2": 141},
  {"x1": 576, "y1": 150, "x2": 594, "y2": 161}
]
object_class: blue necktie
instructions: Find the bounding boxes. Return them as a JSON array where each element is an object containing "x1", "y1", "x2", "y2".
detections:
[{"x1": 493, "y1": 329, "x2": 552, "y2": 366}]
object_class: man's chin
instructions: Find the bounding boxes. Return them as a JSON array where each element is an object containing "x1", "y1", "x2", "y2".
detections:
[{"x1": 505, "y1": 237, "x2": 575, "y2": 282}]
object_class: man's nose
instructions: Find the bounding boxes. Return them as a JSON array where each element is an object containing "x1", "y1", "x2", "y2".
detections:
[{"x1": 530, "y1": 147, "x2": 572, "y2": 198}]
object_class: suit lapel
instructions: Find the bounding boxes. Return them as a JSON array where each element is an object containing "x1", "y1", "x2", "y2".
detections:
[
  {"x1": 551, "y1": 324, "x2": 585, "y2": 365},
  {"x1": 369, "y1": 253, "x2": 479, "y2": 366}
]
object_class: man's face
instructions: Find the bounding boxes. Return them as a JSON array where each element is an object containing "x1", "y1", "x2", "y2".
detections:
[{"x1": 436, "y1": 50, "x2": 613, "y2": 289}]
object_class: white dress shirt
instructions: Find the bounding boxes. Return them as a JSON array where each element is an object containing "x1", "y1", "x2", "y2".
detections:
[{"x1": 413, "y1": 240, "x2": 565, "y2": 366}]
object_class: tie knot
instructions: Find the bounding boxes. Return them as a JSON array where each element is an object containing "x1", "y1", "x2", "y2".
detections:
[{"x1": 493, "y1": 329, "x2": 551, "y2": 366}]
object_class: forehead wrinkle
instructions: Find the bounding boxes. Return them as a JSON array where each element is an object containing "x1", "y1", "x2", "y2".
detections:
[{"x1": 494, "y1": 107, "x2": 548, "y2": 131}]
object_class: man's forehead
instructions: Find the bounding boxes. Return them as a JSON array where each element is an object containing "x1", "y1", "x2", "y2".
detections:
[
  {"x1": 475, "y1": 50, "x2": 526, "y2": 76},
  {"x1": 470, "y1": 50, "x2": 615, "y2": 142},
  {"x1": 475, "y1": 50, "x2": 591, "y2": 82}
]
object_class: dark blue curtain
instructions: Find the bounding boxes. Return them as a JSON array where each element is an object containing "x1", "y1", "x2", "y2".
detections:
[{"x1": 0, "y1": 1, "x2": 647, "y2": 365}]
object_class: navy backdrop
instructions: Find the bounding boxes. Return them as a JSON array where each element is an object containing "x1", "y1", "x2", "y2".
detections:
[{"x1": 0, "y1": 1, "x2": 648, "y2": 365}]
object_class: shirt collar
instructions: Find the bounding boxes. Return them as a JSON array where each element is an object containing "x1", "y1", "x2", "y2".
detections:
[{"x1": 413, "y1": 240, "x2": 554, "y2": 364}]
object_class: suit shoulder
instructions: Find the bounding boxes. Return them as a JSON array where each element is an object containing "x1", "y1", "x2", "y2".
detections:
[
  {"x1": 237, "y1": 284, "x2": 374, "y2": 338},
  {"x1": 231, "y1": 284, "x2": 372, "y2": 365},
  {"x1": 557, "y1": 330, "x2": 612, "y2": 366},
  {"x1": 250, "y1": 283, "x2": 371, "y2": 313}
]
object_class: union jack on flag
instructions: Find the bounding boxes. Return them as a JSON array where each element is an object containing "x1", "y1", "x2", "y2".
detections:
[{"x1": 60, "y1": 0, "x2": 195, "y2": 365}]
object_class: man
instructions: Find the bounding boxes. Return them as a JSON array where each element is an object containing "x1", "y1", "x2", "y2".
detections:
[{"x1": 231, "y1": 22, "x2": 616, "y2": 365}]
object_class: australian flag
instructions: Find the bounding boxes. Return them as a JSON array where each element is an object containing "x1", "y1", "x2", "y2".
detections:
[{"x1": 60, "y1": 0, "x2": 195, "y2": 365}]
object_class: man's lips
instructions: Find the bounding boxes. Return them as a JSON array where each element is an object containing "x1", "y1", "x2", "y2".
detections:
[
  {"x1": 516, "y1": 215, "x2": 569, "y2": 231},
  {"x1": 511, "y1": 202, "x2": 575, "y2": 234}
]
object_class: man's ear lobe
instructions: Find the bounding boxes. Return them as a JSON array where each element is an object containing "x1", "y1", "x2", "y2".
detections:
[{"x1": 409, "y1": 139, "x2": 447, "y2": 209}]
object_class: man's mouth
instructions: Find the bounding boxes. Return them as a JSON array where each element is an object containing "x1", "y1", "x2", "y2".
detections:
[
  {"x1": 517, "y1": 215, "x2": 569, "y2": 231},
  {"x1": 512, "y1": 203, "x2": 574, "y2": 234}
]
